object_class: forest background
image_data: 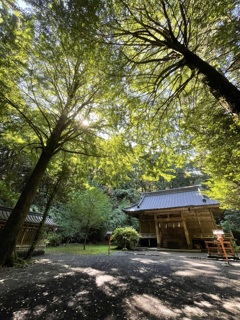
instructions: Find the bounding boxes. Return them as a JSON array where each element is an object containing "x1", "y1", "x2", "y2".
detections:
[{"x1": 0, "y1": 0, "x2": 240, "y2": 265}]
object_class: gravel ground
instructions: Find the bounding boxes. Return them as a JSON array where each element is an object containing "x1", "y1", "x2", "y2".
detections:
[{"x1": 0, "y1": 251, "x2": 240, "y2": 320}]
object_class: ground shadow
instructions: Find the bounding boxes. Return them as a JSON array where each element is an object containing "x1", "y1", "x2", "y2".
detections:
[{"x1": 0, "y1": 252, "x2": 239, "y2": 319}]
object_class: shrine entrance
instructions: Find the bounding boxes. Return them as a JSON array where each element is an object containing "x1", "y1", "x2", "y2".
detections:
[{"x1": 159, "y1": 221, "x2": 187, "y2": 249}]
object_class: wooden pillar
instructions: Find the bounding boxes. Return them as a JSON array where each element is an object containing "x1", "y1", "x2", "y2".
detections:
[
  {"x1": 154, "y1": 213, "x2": 161, "y2": 248},
  {"x1": 181, "y1": 213, "x2": 192, "y2": 249},
  {"x1": 19, "y1": 228, "x2": 27, "y2": 245}
]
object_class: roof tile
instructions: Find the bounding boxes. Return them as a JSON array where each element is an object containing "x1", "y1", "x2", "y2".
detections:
[
  {"x1": 124, "y1": 186, "x2": 219, "y2": 212},
  {"x1": 0, "y1": 206, "x2": 57, "y2": 227}
]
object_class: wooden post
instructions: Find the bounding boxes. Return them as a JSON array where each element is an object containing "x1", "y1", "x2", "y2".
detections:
[
  {"x1": 19, "y1": 228, "x2": 27, "y2": 245},
  {"x1": 148, "y1": 238, "x2": 151, "y2": 247},
  {"x1": 154, "y1": 213, "x2": 161, "y2": 248},
  {"x1": 181, "y1": 213, "x2": 192, "y2": 249}
]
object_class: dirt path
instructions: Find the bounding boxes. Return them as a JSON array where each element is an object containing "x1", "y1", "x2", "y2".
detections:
[{"x1": 0, "y1": 251, "x2": 239, "y2": 319}]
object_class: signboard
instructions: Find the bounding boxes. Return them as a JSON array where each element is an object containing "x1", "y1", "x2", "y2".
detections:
[{"x1": 212, "y1": 229, "x2": 224, "y2": 235}]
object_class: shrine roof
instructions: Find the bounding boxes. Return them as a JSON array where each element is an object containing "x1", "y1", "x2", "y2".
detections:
[
  {"x1": 0, "y1": 206, "x2": 57, "y2": 227},
  {"x1": 123, "y1": 185, "x2": 220, "y2": 214}
]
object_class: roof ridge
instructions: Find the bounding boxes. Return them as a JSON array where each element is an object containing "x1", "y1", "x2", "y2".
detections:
[
  {"x1": 0, "y1": 205, "x2": 43, "y2": 216},
  {"x1": 143, "y1": 185, "x2": 201, "y2": 196}
]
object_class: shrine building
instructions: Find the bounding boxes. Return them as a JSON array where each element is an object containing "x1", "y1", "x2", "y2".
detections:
[
  {"x1": 123, "y1": 185, "x2": 223, "y2": 250},
  {"x1": 0, "y1": 206, "x2": 57, "y2": 255}
]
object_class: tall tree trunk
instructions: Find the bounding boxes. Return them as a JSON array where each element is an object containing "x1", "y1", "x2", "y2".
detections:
[
  {"x1": 184, "y1": 50, "x2": 240, "y2": 115},
  {"x1": 170, "y1": 39, "x2": 240, "y2": 115},
  {"x1": 0, "y1": 149, "x2": 53, "y2": 267},
  {"x1": 0, "y1": 114, "x2": 66, "y2": 266},
  {"x1": 24, "y1": 176, "x2": 61, "y2": 260}
]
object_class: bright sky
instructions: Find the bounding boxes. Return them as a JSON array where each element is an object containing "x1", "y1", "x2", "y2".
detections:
[{"x1": 17, "y1": 0, "x2": 28, "y2": 9}]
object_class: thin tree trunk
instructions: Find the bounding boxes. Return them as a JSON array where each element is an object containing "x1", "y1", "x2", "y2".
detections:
[
  {"x1": 24, "y1": 176, "x2": 61, "y2": 260},
  {"x1": 83, "y1": 235, "x2": 87, "y2": 250},
  {"x1": 83, "y1": 224, "x2": 90, "y2": 250},
  {"x1": 0, "y1": 149, "x2": 53, "y2": 266}
]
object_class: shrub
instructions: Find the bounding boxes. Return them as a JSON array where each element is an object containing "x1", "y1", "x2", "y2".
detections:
[
  {"x1": 112, "y1": 227, "x2": 141, "y2": 250},
  {"x1": 46, "y1": 233, "x2": 62, "y2": 247}
]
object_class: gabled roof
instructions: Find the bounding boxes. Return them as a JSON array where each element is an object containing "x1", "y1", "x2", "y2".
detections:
[
  {"x1": 123, "y1": 185, "x2": 220, "y2": 215},
  {"x1": 0, "y1": 206, "x2": 57, "y2": 227}
]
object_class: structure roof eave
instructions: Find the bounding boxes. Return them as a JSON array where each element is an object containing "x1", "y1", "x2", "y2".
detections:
[{"x1": 123, "y1": 203, "x2": 221, "y2": 214}]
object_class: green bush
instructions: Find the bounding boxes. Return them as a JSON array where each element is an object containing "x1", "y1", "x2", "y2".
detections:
[
  {"x1": 46, "y1": 233, "x2": 62, "y2": 247},
  {"x1": 112, "y1": 227, "x2": 141, "y2": 250}
]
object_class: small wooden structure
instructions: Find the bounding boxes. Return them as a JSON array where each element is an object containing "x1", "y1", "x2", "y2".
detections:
[
  {"x1": 123, "y1": 186, "x2": 223, "y2": 250},
  {"x1": 0, "y1": 206, "x2": 57, "y2": 254},
  {"x1": 205, "y1": 231, "x2": 238, "y2": 260}
]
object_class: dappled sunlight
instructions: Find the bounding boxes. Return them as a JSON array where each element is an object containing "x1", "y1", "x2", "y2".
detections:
[
  {"x1": 34, "y1": 258, "x2": 53, "y2": 265},
  {"x1": 174, "y1": 269, "x2": 201, "y2": 276},
  {"x1": 75, "y1": 289, "x2": 89, "y2": 297},
  {"x1": 150, "y1": 277, "x2": 164, "y2": 285},
  {"x1": 13, "y1": 305, "x2": 48, "y2": 319},
  {"x1": 173, "y1": 259, "x2": 221, "y2": 277},
  {"x1": 194, "y1": 300, "x2": 213, "y2": 308},
  {"x1": 95, "y1": 273, "x2": 127, "y2": 296},
  {"x1": 125, "y1": 294, "x2": 180, "y2": 319},
  {"x1": 230, "y1": 260, "x2": 240, "y2": 266},
  {"x1": 183, "y1": 260, "x2": 220, "y2": 268},
  {"x1": 214, "y1": 280, "x2": 237, "y2": 289},
  {"x1": 54, "y1": 271, "x2": 75, "y2": 278},
  {"x1": 70, "y1": 267, "x2": 128, "y2": 297},
  {"x1": 1, "y1": 253, "x2": 240, "y2": 319},
  {"x1": 174, "y1": 268, "x2": 218, "y2": 277},
  {"x1": 81, "y1": 267, "x2": 101, "y2": 277},
  {"x1": 137, "y1": 267, "x2": 148, "y2": 274},
  {"x1": 130, "y1": 275, "x2": 144, "y2": 282},
  {"x1": 192, "y1": 295, "x2": 240, "y2": 318},
  {"x1": 158, "y1": 251, "x2": 171, "y2": 255},
  {"x1": 96, "y1": 274, "x2": 115, "y2": 286},
  {"x1": 183, "y1": 305, "x2": 208, "y2": 317},
  {"x1": 180, "y1": 259, "x2": 221, "y2": 270},
  {"x1": 226, "y1": 278, "x2": 240, "y2": 286},
  {"x1": 131, "y1": 257, "x2": 161, "y2": 264},
  {"x1": 207, "y1": 293, "x2": 221, "y2": 301},
  {"x1": 222, "y1": 298, "x2": 240, "y2": 314},
  {"x1": 70, "y1": 267, "x2": 86, "y2": 273}
]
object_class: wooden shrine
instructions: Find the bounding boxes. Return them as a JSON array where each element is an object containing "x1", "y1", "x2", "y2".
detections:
[
  {"x1": 0, "y1": 206, "x2": 57, "y2": 255},
  {"x1": 123, "y1": 186, "x2": 223, "y2": 250}
]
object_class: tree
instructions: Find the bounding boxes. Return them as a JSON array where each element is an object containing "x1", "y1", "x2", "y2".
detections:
[
  {"x1": 0, "y1": 0, "x2": 115, "y2": 266},
  {"x1": 181, "y1": 99, "x2": 240, "y2": 209},
  {"x1": 0, "y1": 117, "x2": 39, "y2": 206},
  {"x1": 24, "y1": 167, "x2": 64, "y2": 260},
  {"x1": 104, "y1": 0, "x2": 240, "y2": 208},
  {"x1": 55, "y1": 187, "x2": 111, "y2": 249},
  {"x1": 108, "y1": 0, "x2": 240, "y2": 116},
  {"x1": 220, "y1": 210, "x2": 240, "y2": 245},
  {"x1": 104, "y1": 188, "x2": 139, "y2": 231}
]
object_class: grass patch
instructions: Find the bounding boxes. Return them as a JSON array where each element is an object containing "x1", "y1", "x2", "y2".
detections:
[{"x1": 45, "y1": 244, "x2": 118, "y2": 255}]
